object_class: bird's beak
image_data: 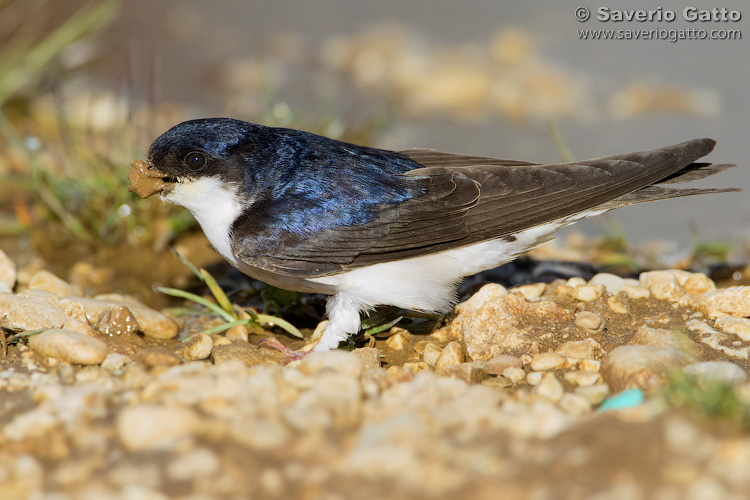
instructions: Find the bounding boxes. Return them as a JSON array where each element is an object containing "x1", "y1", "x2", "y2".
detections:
[{"x1": 128, "y1": 159, "x2": 175, "y2": 198}]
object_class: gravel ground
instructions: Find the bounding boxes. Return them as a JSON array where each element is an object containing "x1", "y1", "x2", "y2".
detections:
[{"x1": 2, "y1": 247, "x2": 750, "y2": 500}]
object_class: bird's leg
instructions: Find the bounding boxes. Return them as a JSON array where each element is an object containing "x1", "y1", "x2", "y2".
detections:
[
  {"x1": 313, "y1": 293, "x2": 366, "y2": 351},
  {"x1": 260, "y1": 292, "x2": 366, "y2": 363}
]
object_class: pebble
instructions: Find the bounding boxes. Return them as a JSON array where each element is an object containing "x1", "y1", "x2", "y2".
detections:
[
  {"x1": 533, "y1": 373, "x2": 564, "y2": 402},
  {"x1": 385, "y1": 328, "x2": 412, "y2": 350},
  {"x1": 62, "y1": 318, "x2": 97, "y2": 338},
  {"x1": 566, "y1": 277, "x2": 587, "y2": 287},
  {"x1": 134, "y1": 347, "x2": 182, "y2": 367},
  {"x1": 435, "y1": 341, "x2": 465, "y2": 373},
  {"x1": 639, "y1": 271, "x2": 691, "y2": 305},
  {"x1": 453, "y1": 283, "x2": 508, "y2": 316},
  {"x1": 564, "y1": 370, "x2": 602, "y2": 387},
  {"x1": 629, "y1": 326, "x2": 702, "y2": 356},
  {"x1": 439, "y1": 361, "x2": 487, "y2": 384},
  {"x1": 296, "y1": 350, "x2": 365, "y2": 378},
  {"x1": 165, "y1": 448, "x2": 220, "y2": 482},
  {"x1": 620, "y1": 285, "x2": 650, "y2": 300},
  {"x1": 96, "y1": 305, "x2": 139, "y2": 337},
  {"x1": 601, "y1": 345, "x2": 695, "y2": 393},
  {"x1": 183, "y1": 333, "x2": 214, "y2": 361},
  {"x1": 575, "y1": 383, "x2": 611, "y2": 405},
  {"x1": 421, "y1": 342, "x2": 443, "y2": 366},
  {"x1": 69, "y1": 296, "x2": 178, "y2": 339},
  {"x1": 526, "y1": 371, "x2": 543, "y2": 385},
  {"x1": 530, "y1": 352, "x2": 566, "y2": 371},
  {"x1": 575, "y1": 311, "x2": 604, "y2": 332},
  {"x1": 588, "y1": 273, "x2": 625, "y2": 294},
  {"x1": 212, "y1": 343, "x2": 281, "y2": 367},
  {"x1": 28, "y1": 270, "x2": 82, "y2": 298},
  {"x1": 101, "y1": 352, "x2": 132, "y2": 371},
  {"x1": 351, "y1": 347, "x2": 382, "y2": 370},
  {"x1": 688, "y1": 320, "x2": 750, "y2": 359},
  {"x1": 513, "y1": 283, "x2": 546, "y2": 301},
  {"x1": 483, "y1": 354, "x2": 523, "y2": 375},
  {"x1": 558, "y1": 393, "x2": 592, "y2": 416},
  {"x1": 555, "y1": 339, "x2": 600, "y2": 360},
  {"x1": 570, "y1": 284, "x2": 605, "y2": 302},
  {"x1": 460, "y1": 293, "x2": 571, "y2": 360},
  {"x1": 714, "y1": 317, "x2": 750, "y2": 341},
  {"x1": 28, "y1": 329, "x2": 108, "y2": 365},
  {"x1": 579, "y1": 359, "x2": 602, "y2": 372},
  {"x1": 0, "y1": 289, "x2": 66, "y2": 331},
  {"x1": 225, "y1": 324, "x2": 249, "y2": 343},
  {"x1": 116, "y1": 404, "x2": 199, "y2": 451},
  {"x1": 229, "y1": 418, "x2": 290, "y2": 450},
  {"x1": 0, "y1": 248, "x2": 16, "y2": 290},
  {"x1": 403, "y1": 361, "x2": 430, "y2": 373},
  {"x1": 696, "y1": 287, "x2": 750, "y2": 319},
  {"x1": 607, "y1": 294, "x2": 630, "y2": 314},
  {"x1": 682, "y1": 361, "x2": 748, "y2": 385},
  {"x1": 503, "y1": 366, "x2": 526, "y2": 384}
]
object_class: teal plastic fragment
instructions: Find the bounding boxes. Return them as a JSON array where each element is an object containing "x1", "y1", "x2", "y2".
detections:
[{"x1": 598, "y1": 388, "x2": 645, "y2": 412}]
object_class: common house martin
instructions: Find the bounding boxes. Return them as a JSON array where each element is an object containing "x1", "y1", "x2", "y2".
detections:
[{"x1": 129, "y1": 118, "x2": 737, "y2": 356}]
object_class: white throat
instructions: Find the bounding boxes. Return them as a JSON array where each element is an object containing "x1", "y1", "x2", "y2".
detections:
[{"x1": 163, "y1": 176, "x2": 245, "y2": 265}]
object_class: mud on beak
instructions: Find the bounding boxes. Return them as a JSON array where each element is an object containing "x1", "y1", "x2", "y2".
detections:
[{"x1": 127, "y1": 160, "x2": 176, "y2": 198}]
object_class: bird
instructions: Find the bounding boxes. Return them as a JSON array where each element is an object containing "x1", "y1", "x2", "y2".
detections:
[{"x1": 129, "y1": 117, "x2": 737, "y2": 356}]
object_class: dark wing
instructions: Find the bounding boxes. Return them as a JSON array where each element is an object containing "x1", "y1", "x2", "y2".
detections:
[{"x1": 233, "y1": 138, "x2": 736, "y2": 277}]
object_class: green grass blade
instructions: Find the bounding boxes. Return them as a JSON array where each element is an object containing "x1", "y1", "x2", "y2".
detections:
[
  {"x1": 156, "y1": 286, "x2": 236, "y2": 323},
  {"x1": 200, "y1": 268, "x2": 235, "y2": 318},
  {"x1": 364, "y1": 316, "x2": 403, "y2": 337},
  {"x1": 254, "y1": 313, "x2": 303, "y2": 338},
  {"x1": 169, "y1": 246, "x2": 203, "y2": 281}
]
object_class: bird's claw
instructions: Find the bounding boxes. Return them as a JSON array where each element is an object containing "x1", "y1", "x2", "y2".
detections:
[{"x1": 258, "y1": 337, "x2": 310, "y2": 365}]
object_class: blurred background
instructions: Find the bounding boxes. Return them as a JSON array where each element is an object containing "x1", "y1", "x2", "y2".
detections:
[{"x1": 0, "y1": 0, "x2": 748, "y2": 297}]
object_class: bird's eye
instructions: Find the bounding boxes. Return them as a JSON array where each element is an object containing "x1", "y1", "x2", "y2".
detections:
[{"x1": 184, "y1": 152, "x2": 206, "y2": 170}]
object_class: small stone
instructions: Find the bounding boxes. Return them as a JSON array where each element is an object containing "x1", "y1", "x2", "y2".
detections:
[
  {"x1": 555, "y1": 339, "x2": 600, "y2": 360},
  {"x1": 28, "y1": 270, "x2": 82, "y2": 298},
  {"x1": 184, "y1": 333, "x2": 214, "y2": 361},
  {"x1": 564, "y1": 370, "x2": 602, "y2": 387},
  {"x1": 384, "y1": 328, "x2": 411, "y2": 350},
  {"x1": 558, "y1": 393, "x2": 592, "y2": 416},
  {"x1": 639, "y1": 271, "x2": 690, "y2": 305},
  {"x1": 134, "y1": 347, "x2": 182, "y2": 367},
  {"x1": 101, "y1": 352, "x2": 132, "y2": 371},
  {"x1": 620, "y1": 285, "x2": 650, "y2": 300},
  {"x1": 59, "y1": 298, "x2": 88, "y2": 322},
  {"x1": 351, "y1": 347, "x2": 381, "y2": 370},
  {"x1": 460, "y1": 294, "x2": 572, "y2": 360},
  {"x1": 483, "y1": 354, "x2": 523, "y2": 375},
  {"x1": 225, "y1": 324, "x2": 249, "y2": 343},
  {"x1": 533, "y1": 373, "x2": 564, "y2": 402},
  {"x1": 687, "y1": 320, "x2": 750, "y2": 359},
  {"x1": 513, "y1": 283, "x2": 546, "y2": 301},
  {"x1": 453, "y1": 283, "x2": 508, "y2": 315},
  {"x1": 212, "y1": 343, "x2": 281, "y2": 366},
  {"x1": 72, "y1": 295, "x2": 178, "y2": 339},
  {"x1": 575, "y1": 311, "x2": 603, "y2": 332},
  {"x1": 579, "y1": 359, "x2": 601, "y2": 372},
  {"x1": 62, "y1": 318, "x2": 97, "y2": 337},
  {"x1": 296, "y1": 350, "x2": 365, "y2": 377},
  {"x1": 697, "y1": 287, "x2": 750, "y2": 319},
  {"x1": 530, "y1": 352, "x2": 566, "y2": 371},
  {"x1": 575, "y1": 383, "x2": 610, "y2": 405},
  {"x1": 439, "y1": 361, "x2": 487, "y2": 383},
  {"x1": 166, "y1": 448, "x2": 220, "y2": 482},
  {"x1": 0, "y1": 289, "x2": 66, "y2": 331},
  {"x1": 570, "y1": 285, "x2": 605, "y2": 302},
  {"x1": 434, "y1": 341, "x2": 465, "y2": 373},
  {"x1": 29, "y1": 329, "x2": 108, "y2": 365},
  {"x1": 429, "y1": 326, "x2": 460, "y2": 342},
  {"x1": 567, "y1": 277, "x2": 587, "y2": 287},
  {"x1": 714, "y1": 317, "x2": 750, "y2": 341},
  {"x1": 629, "y1": 326, "x2": 701, "y2": 356},
  {"x1": 526, "y1": 371, "x2": 543, "y2": 385},
  {"x1": 0, "y1": 248, "x2": 17, "y2": 289},
  {"x1": 403, "y1": 361, "x2": 430, "y2": 373},
  {"x1": 682, "y1": 361, "x2": 747, "y2": 385},
  {"x1": 682, "y1": 273, "x2": 715, "y2": 296},
  {"x1": 117, "y1": 404, "x2": 199, "y2": 451},
  {"x1": 601, "y1": 345, "x2": 695, "y2": 393},
  {"x1": 607, "y1": 294, "x2": 629, "y2": 314},
  {"x1": 503, "y1": 366, "x2": 526, "y2": 383},
  {"x1": 96, "y1": 305, "x2": 139, "y2": 337},
  {"x1": 421, "y1": 343, "x2": 443, "y2": 366},
  {"x1": 588, "y1": 273, "x2": 625, "y2": 294},
  {"x1": 213, "y1": 336, "x2": 232, "y2": 346}
]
